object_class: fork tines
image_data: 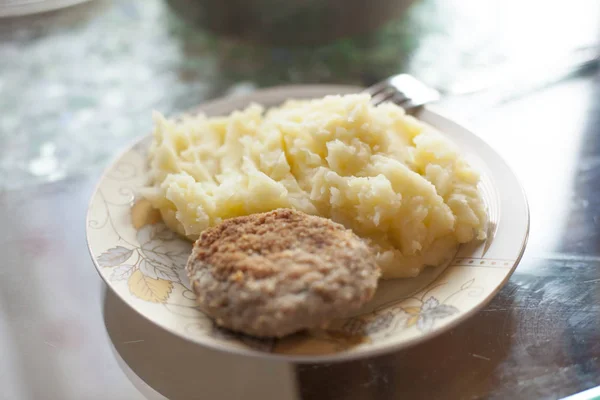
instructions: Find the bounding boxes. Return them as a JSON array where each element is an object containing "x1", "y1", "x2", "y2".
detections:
[{"x1": 364, "y1": 74, "x2": 440, "y2": 112}]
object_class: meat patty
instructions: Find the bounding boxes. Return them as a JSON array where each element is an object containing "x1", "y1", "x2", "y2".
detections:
[{"x1": 186, "y1": 208, "x2": 380, "y2": 338}]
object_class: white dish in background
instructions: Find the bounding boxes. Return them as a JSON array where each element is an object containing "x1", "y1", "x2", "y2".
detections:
[
  {"x1": 86, "y1": 85, "x2": 529, "y2": 363},
  {"x1": 0, "y1": 0, "x2": 90, "y2": 17}
]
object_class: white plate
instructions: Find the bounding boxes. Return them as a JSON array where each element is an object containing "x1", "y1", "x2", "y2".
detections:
[
  {"x1": 0, "y1": 0, "x2": 91, "y2": 17},
  {"x1": 86, "y1": 85, "x2": 529, "y2": 363}
]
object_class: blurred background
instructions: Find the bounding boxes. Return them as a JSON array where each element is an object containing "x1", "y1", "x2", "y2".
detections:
[{"x1": 0, "y1": 0, "x2": 598, "y2": 189}]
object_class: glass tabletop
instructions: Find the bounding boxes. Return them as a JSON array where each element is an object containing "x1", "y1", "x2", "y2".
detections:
[
  {"x1": 0, "y1": 0, "x2": 597, "y2": 190},
  {"x1": 0, "y1": 1, "x2": 599, "y2": 399}
]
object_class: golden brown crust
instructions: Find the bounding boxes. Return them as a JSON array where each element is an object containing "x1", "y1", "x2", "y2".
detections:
[
  {"x1": 186, "y1": 208, "x2": 380, "y2": 337},
  {"x1": 193, "y1": 208, "x2": 365, "y2": 280}
]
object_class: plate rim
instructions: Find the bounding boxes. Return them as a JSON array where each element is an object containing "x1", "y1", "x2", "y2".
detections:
[{"x1": 86, "y1": 84, "x2": 530, "y2": 363}]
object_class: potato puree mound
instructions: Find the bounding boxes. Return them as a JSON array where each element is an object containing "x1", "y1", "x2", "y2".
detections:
[{"x1": 141, "y1": 94, "x2": 487, "y2": 279}]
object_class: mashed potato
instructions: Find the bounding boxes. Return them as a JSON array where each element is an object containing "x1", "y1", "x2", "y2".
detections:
[{"x1": 141, "y1": 94, "x2": 487, "y2": 279}]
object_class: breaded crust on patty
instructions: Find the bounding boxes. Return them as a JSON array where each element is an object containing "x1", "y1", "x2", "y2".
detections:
[{"x1": 186, "y1": 208, "x2": 380, "y2": 338}]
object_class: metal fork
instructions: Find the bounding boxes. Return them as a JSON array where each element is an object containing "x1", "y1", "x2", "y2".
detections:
[{"x1": 363, "y1": 74, "x2": 440, "y2": 113}]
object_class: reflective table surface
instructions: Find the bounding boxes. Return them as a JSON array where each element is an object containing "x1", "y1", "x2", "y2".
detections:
[{"x1": 1, "y1": 1, "x2": 599, "y2": 399}]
